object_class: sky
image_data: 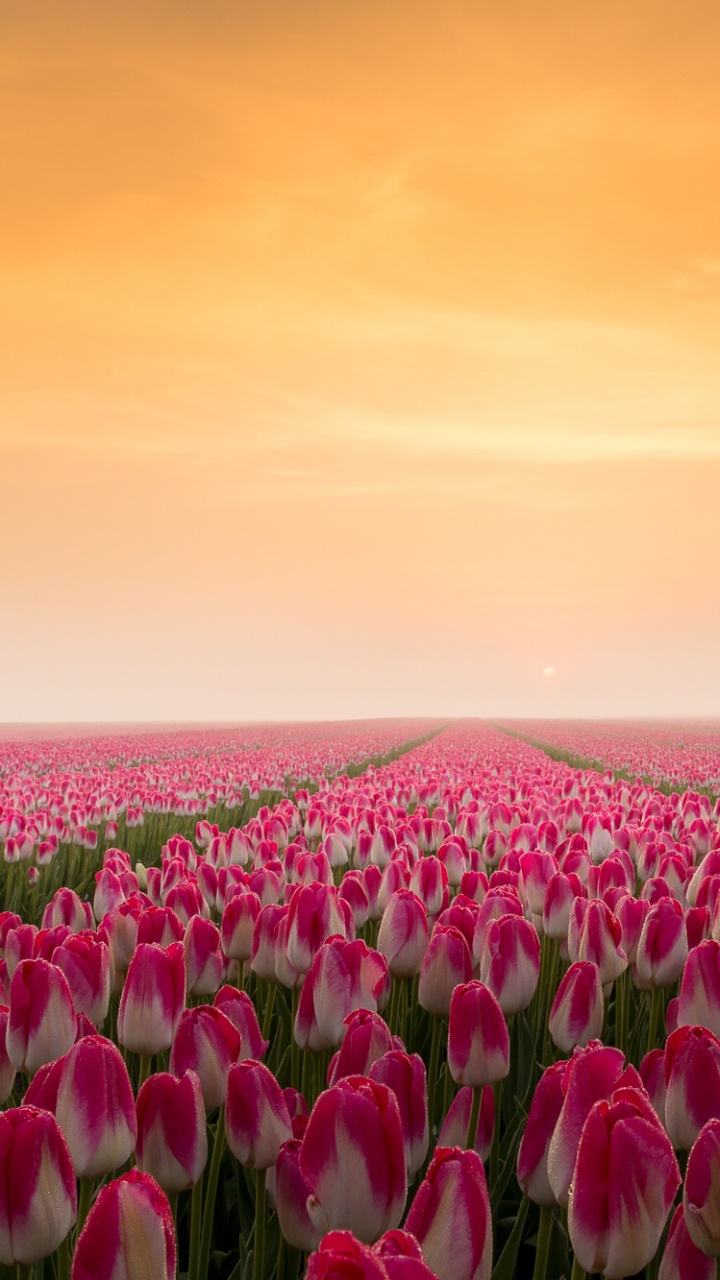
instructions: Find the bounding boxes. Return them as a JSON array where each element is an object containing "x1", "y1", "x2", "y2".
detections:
[{"x1": 1, "y1": 0, "x2": 719, "y2": 723}]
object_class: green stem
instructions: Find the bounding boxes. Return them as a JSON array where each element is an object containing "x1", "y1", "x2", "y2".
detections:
[
  {"x1": 532, "y1": 1204, "x2": 554, "y2": 1280},
  {"x1": 426, "y1": 1015, "x2": 443, "y2": 1140},
  {"x1": 56, "y1": 1233, "x2": 71, "y2": 1280},
  {"x1": 466, "y1": 1085, "x2": 482, "y2": 1150},
  {"x1": 616, "y1": 967, "x2": 629, "y2": 1059},
  {"x1": 187, "y1": 1175, "x2": 204, "y2": 1280},
  {"x1": 137, "y1": 1054, "x2": 152, "y2": 1092},
  {"x1": 570, "y1": 1256, "x2": 585, "y2": 1280},
  {"x1": 76, "y1": 1177, "x2": 95, "y2": 1240},
  {"x1": 442, "y1": 1053, "x2": 455, "y2": 1121},
  {"x1": 291, "y1": 987, "x2": 300, "y2": 1091},
  {"x1": 490, "y1": 1079, "x2": 503, "y2": 1188},
  {"x1": 262, "y1": 981, "x2": 277, "y2": 1042},
  {"x1": 198, "y1": 1108, "x2": 226, "y2": 1280},
  {"x1": 254, "y1": 1167, "x2": 267, "y2": 1280},
  {"x1": 388, "y1": 977, "x2": 402, "y2": 1038},
  {"x1": 16, "y1": 1264, "x2": 33, "y2": 1280},
  {"x1": 647, "y1": 987, "x2": 663, "y2": 1056}
]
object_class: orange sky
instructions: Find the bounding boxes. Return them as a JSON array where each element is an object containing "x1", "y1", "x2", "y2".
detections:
[{"x1": 2, "y1": 0, "x2": 719, "y2": 722}]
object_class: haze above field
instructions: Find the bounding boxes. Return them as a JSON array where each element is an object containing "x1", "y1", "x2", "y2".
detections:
[{"x1": 2, "y1": 1, "x2": 719, "y2": 722}]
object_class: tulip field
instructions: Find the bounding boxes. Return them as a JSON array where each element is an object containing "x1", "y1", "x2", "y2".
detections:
[{"x1": 3, "y1": 719, "x2": 720, "y2": 1280}]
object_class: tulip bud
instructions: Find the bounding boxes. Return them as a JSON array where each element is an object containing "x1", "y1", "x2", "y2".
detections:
[
  {"x1": 683, "y1": 1117, "x2": 720, "y2": 1257},
  {"x1": 659, "y1": 1205, "x2": 715, "y2": 1280},
  {"x1": 304, "y1": 1230, "x2": 388, "y2": 1280},
  {"x1": 330, "y1": 1010, "x2": 395, "y2": 1083},
  {"x1": 369, "y1": 1051, "x2": 429, "y2": 1178},
  {"x1": 71, "y1": 1169, "x2": 176, "y2": 1280},
  {"x1": 184, "y1": 915, "x2": 223, "y2": 996},
  {"x1": 635, "y1": 898, "x2": 688, "y2": 991},
  {"x1": 169, "y1": 1005, "x2": 240, "y2": 1111},
  {"x1": 568, "y1": 1091, "x2": 680, "y2": 1279},
  {"x1": 136, "y1": 1070, "x2": 208, "y2": 1194},
  {"x1": 7, "y1": 957, "x2": 77, "y2": 1074},
  {"x1": 300, "y1": 1076, "x2": 407, "y2": 1243},
  {"x1": 404, "y1": 1146, "x2": 492, "y2": 1280},
  {"x1": 548, "y1": 961, "x2": 604, "y2": 1053},
  {"x1": 418, "y1": 926, "x2": 472, "y2": 1017},
  {"x1": 214, "y1": 984, "x2": 269, "y2": 1059},
  {"x1": 54, "y1": 1035, "x2": 137, "y2": 1178},
  {"x1": 0, "y1": 1105, "x2": 77, "y2": 1265},
  {"x1": 270, "y1": 1138, "x2": 322, "y2": 1252},
  {"x1": 225, "y1": 1059, "x2": 292, "y2": 1168},
  {"x1": 0, "y1": 1007, "x2": 16, "y2": 1103},
  {"x1": 447, "y1": 980, "x2": 510, "y2": 1088},
  {"x1": 377, "y1": 890, "x2": 429, "y2": 979},
  {"x1": 286, "y1": 883, "x2": 347, "y2": 975},
  {"x1": 477, "y1": 913, "x2": 540, "y2": 1016},
  {"x1": 408, "y1": 858, "x2": 449, "y2": 918},
  {"x1": 547, "y1": 1041, "x2": 641, "y2": 1207},
  {"x1": 665, "y1": 1024, "x2": 720, "y2": 1151},
  {"x1": 54, "y1": 932, "x2": 112, "y2": 1027},
  {"x1": 677, "y1": 939, "x2": 720, "y2": 1039},
  {"x1": 221, "y1": 890, "x2": 262, "y2": 963},
  {"x1": 516, "y1": 1060, "x2": 566, "y2": 1206},
  {"x1": 438, "y1": 1085, "x2": 494, "y2": 1162},
  {"x1": 117, "y1": 941, "x2": 185, "y2": 1057},
  {"x1": 567, "y1": 899, "x2": 628, "y2": 986}
]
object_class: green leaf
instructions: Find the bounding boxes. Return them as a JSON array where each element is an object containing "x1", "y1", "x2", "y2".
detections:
[{"x1": 491, "y1": 1195, "x2": 529, "y2": 1280}]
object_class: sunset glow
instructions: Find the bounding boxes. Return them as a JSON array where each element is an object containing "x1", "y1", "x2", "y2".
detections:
[{"x1": 2, "y1": 0, "x2": 719, "y2": 721}]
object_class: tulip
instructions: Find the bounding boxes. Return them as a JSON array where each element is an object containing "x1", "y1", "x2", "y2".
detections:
[
  {"x1": 117, "y1": 941, "x2": 185, "y2": 1058},
  {"x1": 665, "y1": 1024, "x2": 720, "y2": 1151},
  {"x1": 221, "y1": 890, "x2": 262, "y2": 963},
  {"x1": 373, "y1": 1228, "x2": 437, "y2": 1279},
  {"x1": 286, "y1": 883, "x2": 347, "y2": 975},
  {"x1": 184, "y1": 915, "x2": 223, "y2": 996},
  {"x1": 567, "y1": 898, "x2": 628, "y2": 986},
  {"x1": 54, "y1": 932, "x2": 112, "y2": 1027},
  {"x1": 0, "y1": 1105, "x2": 77, "y2": 1265},
  {"x1": 639, "y1": 1047, "x2": 667, "y2": 1128},
  {"x1": 635, "y1": 898, "x2": 688, "y2": 990},
  {"x1": 300, "y1": 1076, "x2": 407, "y2": 1243},
  {"x1": 568, "y1": 1091, "x2": 680, "y2": 1279},
  {"x1": 547, "y1": 1041, "x2": 641, "y2": 1207},
  {"x1": 408, "y1": 858, "x2": 449, "y2": 919},
  {"x1": 418, "y1": 926, "x2": 473, "y2": 1017},
  {"x1": 214, "y1": 984, "x2": 269, "y2": 1059},
  {"x1": 0, "y1": 1007, "x2": 16, "y2": 1103},
  {"x1": 71, "y1": 1169, "x2": 176, "y2": 1280},
  {"x1": 54, "y1": 1035, "x2": 137, "y2": 1178},
  {"x1": 225, "y1": 1059, "x2": 292, "y2": 1169},
  {"x1": 683, "y1": 1117, "x2": 720, "y2": 1257},
  {"x1": 136, "y1": 1070, "x2": 208, "y2": 1194},
  {"x1": 270, "y1": 1138, "x2": 322, "y2": 1251},
  {"x1": 307, "y1": 937, "x2": 390, "y2": 1048},
  {"x1": 659, "y1": 1205, "x2": 714, "y2": 1280},
  {"x1": 677, "y1": 939, "x2": 720, "y2": 1039},
  {"x1": 169, "y1": 1005, "x2": 240, "y2": 1111},
  {"x1": 447, "y1": 980, "x2": 510, "y2": 1088},
  {"x1": 377, "y1": 890, "x2": 429, "y2": 979},
  {"x1": 477, "y1": 913, "x2": 540, "y2": 1016},
  {"x1": 548, "y1": 961, "x2": 604, "y2": 1053},
  {"x1": 516, "y1": 1060, "x2": 566, "y2": 1206},
  {"x1": 330, "y1": 1010, "x2": 395, "y2": 1083},
  {"x1": 439, "y1": 1085, "x2": 494, "y2": 1162},
  {"x1": 543, "y1": 871, "x2": 584, "y2": 941},
  {"x1": 136, "y1": 905, "x2": 184, "y2": 949},
  {"x1": 305, "y1": 1230, "x2": 389, "y2": 1280},
  {"x1": 404, "y1": 1146, "x2": 492, "y2": 1280},
  {"x1": 6, "y1": 957, "x2": 77, "y2": 1074},
  {"x1": 369, "y1": 1051, "x2": 429, "y2": 1178}
]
